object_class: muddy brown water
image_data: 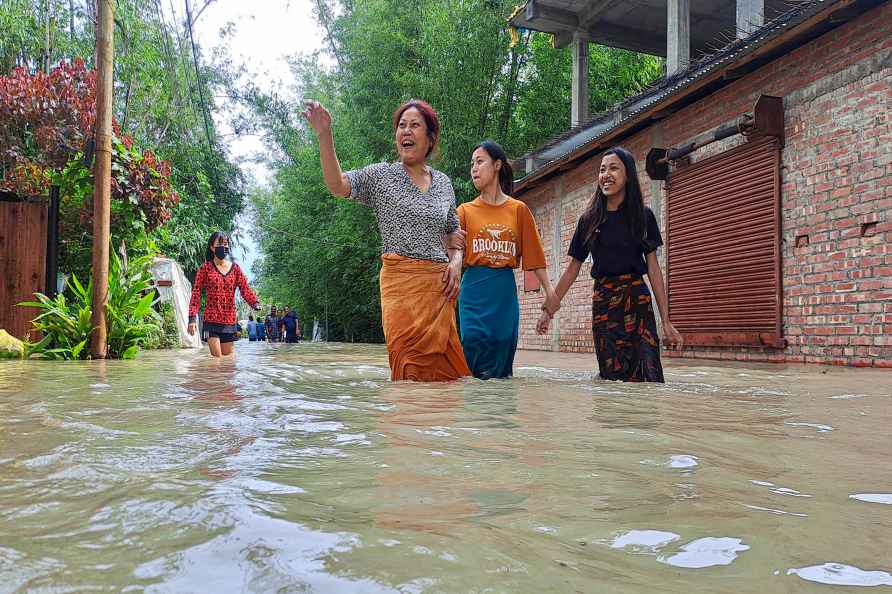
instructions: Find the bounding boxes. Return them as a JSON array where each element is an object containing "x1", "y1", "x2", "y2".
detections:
[{"x1": 1, "y1": 343, "x2": 890, "y2": 593}]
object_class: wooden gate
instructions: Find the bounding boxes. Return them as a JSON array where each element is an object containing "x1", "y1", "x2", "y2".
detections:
[{"x1": 0, "y1": 199, "x2": 48, "y2": 340}]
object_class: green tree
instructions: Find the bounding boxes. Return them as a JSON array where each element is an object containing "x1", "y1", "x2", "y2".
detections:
[{"x1": 0, "y1": 0, "x2": 245, "y2": 278}]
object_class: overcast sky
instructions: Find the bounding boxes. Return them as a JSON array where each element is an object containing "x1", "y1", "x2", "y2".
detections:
[{"x1": 167, "y1": 0, "x2": 328, "y2": 278}]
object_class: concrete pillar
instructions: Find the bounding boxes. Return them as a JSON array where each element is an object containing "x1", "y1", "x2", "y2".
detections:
[
  {"x1": 526, "y1": 156, "x2": 536, "y2": 174},
  {"x1": 570, "y1": 31, "x2": 589, "y2": 127},
  {"x1": 667, "y1": 0, "x2": 690, "y2": 76},
  {"x1": 551, "y1": 180, "x2": 563, "y2": 352},
  {"x1": 649, "y1": 123, "x2": 665, "y2": 331},
  {"x1": 736, "y1": 0, "x2": 764, "y2": 38}
]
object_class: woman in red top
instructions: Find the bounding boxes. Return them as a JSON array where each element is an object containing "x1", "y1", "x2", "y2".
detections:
[{"x1": 188, "y1": 231, "x2": 261, "y2": 357}]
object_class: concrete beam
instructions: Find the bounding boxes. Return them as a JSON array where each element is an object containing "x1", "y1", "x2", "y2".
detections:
[
  {"x1": 558, "y1": 29, "x2": 663, "y2": 55},
  {"x1": 571, "y1": 31, "x2": 589, "y2": 127},
  {"x1": 737, "y1": 0, "x2": 764, "y2": 38},
  {"x1": 526, "y1": 1, "x2": 579, "y2": 29},
  {"x1": 578, "y1": 0, "x2": 614, "y2": 29},
  {"x1": 667, "y1": 0, "x2": 690, "y2": 75},
  {"x1": 589, "y1": 23, "x2": 666, "y2": 56}
]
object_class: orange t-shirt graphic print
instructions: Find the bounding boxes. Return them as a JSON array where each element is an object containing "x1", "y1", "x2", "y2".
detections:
[{"x1": 457, "y1": 197, "x2": 546, "y2": 270}]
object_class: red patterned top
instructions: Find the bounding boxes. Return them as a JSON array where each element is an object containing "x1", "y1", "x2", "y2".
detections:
[{"x1": 188, "y1": 261, "x2": 258, "y2": 324}]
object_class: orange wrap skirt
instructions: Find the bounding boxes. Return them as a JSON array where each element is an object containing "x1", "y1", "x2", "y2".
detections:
[{"x1": 379, "y1": 254, "x2": 470, "y2": 382}]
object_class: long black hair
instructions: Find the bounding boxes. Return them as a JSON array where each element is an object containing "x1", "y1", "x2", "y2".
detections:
[
  {"x1": 579, "y1": 146, "x2": 646, "y2": 249},
  {"x1": 474, "y1": 140, "x2": 514, "y2": 196},
  {"x1": 205, "y1": 230, "x2": 229, "y2": 262}
]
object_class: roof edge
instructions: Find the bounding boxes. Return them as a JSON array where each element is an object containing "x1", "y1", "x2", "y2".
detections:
[{"x1": 514, "y1": 0, "x2": 879, "y2": 195}]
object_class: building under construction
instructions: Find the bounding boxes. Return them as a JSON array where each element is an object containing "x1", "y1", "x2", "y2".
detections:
[{"x1": 509, "y1": 0, "x2": 891, "y2": 367}]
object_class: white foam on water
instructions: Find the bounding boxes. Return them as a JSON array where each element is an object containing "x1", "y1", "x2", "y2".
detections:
[
  {"x1": 535, "y1": 526, "x2": 557, "y2": 534},
  {"x1": 829, "y1": 394, "x2": 868, "y2": 400},
  {"x1": 515, "y1": 366, "x2": 557, "y2": 373},
  {"x1": 738, "y1": 387, "x2": 789, "y2": 397},
  {"x1": 295, "y1": 400, "x2": 348, "y2": 411},
  {"x1": 773, "y1": 487, "x2": 812, "y2": 498},
  {"x1": 610, "y1": 530, "x2": 680, "y2": 551},
  {"x1": 294, "y1": 447, "x2": 348, "y2": 458},
  {"x1": 785, "y1": 421, "x2": 834, "y2": 432},
  {"x1": 89, "y1": 383, "x2": 111, "y2": 389},
  {"x1": 430, "y1": 451, "x2": 445, "y2": 456},
  {"x1": 850, "y1": 493, "x2": 892, "y2": 505},
  {"x1": 669, "y1": 455, "x2": 699, "y2": 468},
  {"x1": 334, "y1": 433, "x2": 371, "y2": 445},
  {"x1": 787, "y1": 563, "x2": 892, "y2": 586},
  {"x1": 233, "y1": 477, "x2": 305, "y2": 495},
  {"x1": 744, "y1": 504, "x2": 808, "y2": 518},
  {"x1": 639, "y1": 455, "x2": 699, "y2": 469},
  {"x1": 750, "y1": 480, "x2": 812, "y2": 497},
  {"x1": 417, "y1": 428, "x2": 452, "y2": 437},
  {"x1": 657, "y1": 537, "x2": 750, "y2": 569},
  {"x1": 398, "y1": 577, "x2": 438, "y2": 594},
  {"x1": 288, "y1": 421, "x2": 344, "y2": 433}
]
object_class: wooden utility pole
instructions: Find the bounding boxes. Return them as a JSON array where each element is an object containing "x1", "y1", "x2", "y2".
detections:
[{"x1": 90, "y1": 0, "x2": 115, "y2": 359}]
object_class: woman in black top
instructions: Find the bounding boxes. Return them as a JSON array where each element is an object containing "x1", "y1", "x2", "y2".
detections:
[{"x1": 537, "y1": 147, "x2": 682, "y2": 382}]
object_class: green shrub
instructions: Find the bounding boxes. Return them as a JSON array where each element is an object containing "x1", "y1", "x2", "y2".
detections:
[{"x1": 19, "y1": 249, "x2": 162, "y2": 359}]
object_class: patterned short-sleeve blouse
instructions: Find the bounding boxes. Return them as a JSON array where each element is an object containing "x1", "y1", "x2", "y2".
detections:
[{"x1": 345, "y1": 162, "x2": 459, "y2": 263}]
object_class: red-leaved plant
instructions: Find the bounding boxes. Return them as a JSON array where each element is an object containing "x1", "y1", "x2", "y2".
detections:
[{"x1": 0, "y1": 59, "x2": 179, "y2": 229}]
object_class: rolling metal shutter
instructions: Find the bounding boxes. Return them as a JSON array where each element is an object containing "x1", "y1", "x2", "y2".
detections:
[{"x1": 666, "y1": 136, "x2": 783, "y2": 348}]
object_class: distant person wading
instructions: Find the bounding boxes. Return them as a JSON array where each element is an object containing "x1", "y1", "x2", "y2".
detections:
[{"x1": 188, "y1": 231, "x2": 262, "y2": 358}]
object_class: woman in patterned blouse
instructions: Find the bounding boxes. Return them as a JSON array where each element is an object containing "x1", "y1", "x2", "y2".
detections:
[
  {"x1": 302, "y1": 99, "x2": 470, "y2": 381},
  {"x1": 188, "y1": 231, "x2": 261, "y2": 358}
]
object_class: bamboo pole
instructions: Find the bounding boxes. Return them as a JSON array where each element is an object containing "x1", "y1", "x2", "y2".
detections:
[{"x1": 90, "y1": 0, "x2": 115, "y2": 359}]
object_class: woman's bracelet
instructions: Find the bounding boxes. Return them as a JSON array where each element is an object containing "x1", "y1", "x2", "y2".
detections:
[{"x1": 540, "y1": 305, "x2": 554, "y2": 318}]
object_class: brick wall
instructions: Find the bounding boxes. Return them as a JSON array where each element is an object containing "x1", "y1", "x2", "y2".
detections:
[{"x1": 517, "y1": 2, "x2": 892, "y2": 368}]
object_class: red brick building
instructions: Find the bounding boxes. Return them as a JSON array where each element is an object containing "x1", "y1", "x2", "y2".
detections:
[{"x1": 509, "y1": 0, "x2": 891, "y2": 367}]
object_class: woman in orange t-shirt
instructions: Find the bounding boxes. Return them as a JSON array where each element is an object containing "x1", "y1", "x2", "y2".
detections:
[{"x1": 457, "y1": 140, "x2": 556, "y2": 379}]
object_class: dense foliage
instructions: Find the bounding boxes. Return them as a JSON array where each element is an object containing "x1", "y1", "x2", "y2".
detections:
[
  {"x1": 19, "y1": 251, "x2": 161, "y2": 360},
  {"x1": 248, "y1": 0, "x2": 664, "y2": 342},
  {"x1": 0, "y1": 0, "x2": 245, "y2": 278},
  {"x1": 0, "y1": 59, "x2": 184, "y2": 278}
]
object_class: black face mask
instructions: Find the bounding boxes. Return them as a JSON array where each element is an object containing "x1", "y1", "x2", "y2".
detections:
[{"x1": 214, "y1": 246, "x2": 229, "y2": 259}]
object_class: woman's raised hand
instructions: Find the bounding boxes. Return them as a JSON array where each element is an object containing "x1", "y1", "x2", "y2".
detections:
[{"x1": 301, "y1": 100, "x2": 333, "y2": 137}]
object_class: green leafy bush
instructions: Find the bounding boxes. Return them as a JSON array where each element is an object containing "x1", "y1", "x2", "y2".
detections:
[{"x1": 19, "y1": 250, "x2": 162, "y2": 360}]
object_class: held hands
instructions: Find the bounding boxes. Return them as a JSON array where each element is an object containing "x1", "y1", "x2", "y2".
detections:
[
  {"x1": 543, "y1": 290, "x2": 561, "y2": 317},
  {"x1": 536, "y1": 290, "x2": 560, "y2": 335},
  {"x1": 300, "y1": 100, "x2": 332, "y2": 137},
  {"x1": 536, "y1": 310, "x2": 551, "y2": 335},
  {"x1": 442, "y1": 259, "x2": 461, "y2": 300},
  {"x1": 187, "y1": 322, "x2": 197, "y2": 336}
]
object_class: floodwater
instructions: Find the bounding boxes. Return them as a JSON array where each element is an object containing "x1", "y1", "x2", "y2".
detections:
[{"x1": 1, "y1": 343, "x2": 890, "y2": 593}]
